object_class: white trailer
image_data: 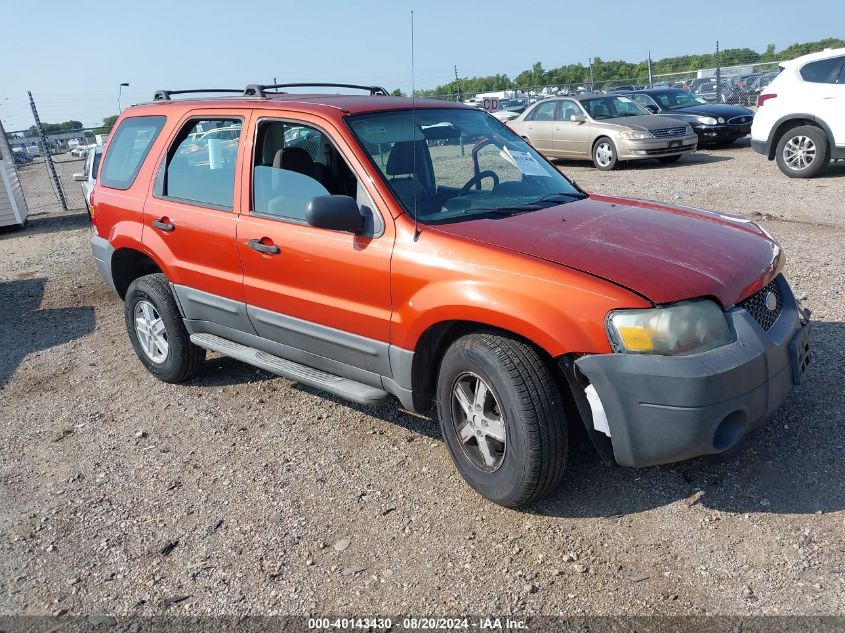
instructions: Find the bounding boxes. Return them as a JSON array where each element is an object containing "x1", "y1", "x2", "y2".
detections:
[{"x1": 0, "y1": 121, "x2": 29, "y2": 228}]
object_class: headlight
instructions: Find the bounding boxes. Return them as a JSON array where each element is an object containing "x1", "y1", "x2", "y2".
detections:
[
  {"x1": 685, "y1": 124, "x2": 695, "y2": 135},
  {"x1": 606, "y1": 299, "x2": 734, "y2": 356},
  {"x1": 618, "y1": 129, "x2": 652, "y2": 140},
  {"x1": 697, "y1": 116, "x2": 718, "y2": 125},
  {"x1": 717, "y1": 117, "x2": 725, "y2": 124}
]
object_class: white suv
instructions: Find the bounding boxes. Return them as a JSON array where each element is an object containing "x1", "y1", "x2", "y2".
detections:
[{"x1": 751, "y1": 47, "x2": 845, "y2": 178}]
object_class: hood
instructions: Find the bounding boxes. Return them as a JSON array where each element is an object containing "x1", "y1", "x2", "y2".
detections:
[
  {"x1": 667, "y1": 103, "x2": 754, "y2": 118},
  {"x1": 430, "y1": 195, "x2": 782, "y2": 307},
  {"x1": 600, "y1": 114, "x2": 684, "y2": 130}
]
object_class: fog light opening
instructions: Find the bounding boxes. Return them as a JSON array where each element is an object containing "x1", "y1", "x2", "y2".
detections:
[{"x1": 713, "y1": 410, "x2": 748, "y2": 451}]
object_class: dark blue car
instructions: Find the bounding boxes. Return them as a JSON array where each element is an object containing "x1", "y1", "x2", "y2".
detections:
[{"x1": 623, "y1": 88, "x2": 755, "y2": 146}]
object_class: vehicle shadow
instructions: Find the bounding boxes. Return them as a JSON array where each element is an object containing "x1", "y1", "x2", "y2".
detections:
[
  {"x1": 185, "y1": 319, "x2": 842, "y2": 518},
  {"x1": 551, "y1": 153, "x2": 733, "y2": 171},
  {"x1": 0, "y1": 211, "x2": 89, "y2": 239},
  {"x1": 0, "y1": 277, "x2": 96, "y2": 387}
]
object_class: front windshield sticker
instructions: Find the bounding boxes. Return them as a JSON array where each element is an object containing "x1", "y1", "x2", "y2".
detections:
[{"x1": 500, "y1": 147, "x2": 550, "y2": 177}]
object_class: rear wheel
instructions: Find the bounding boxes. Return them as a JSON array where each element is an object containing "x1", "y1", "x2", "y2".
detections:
[
  {"x1": 592, "y1": 138, "x2": 618, "y2": 170},
  {"x1": 657, "y1": 154, "x2": 683, "y2": 163},
  {"x1": 124, "y1": 274, "x2": 205, "y2": 383},
  {"x1": 775, "y1": 125, "x2": 829, "y2": 178},
  {"x1": 436, "y1": 332, "x2": 567, "y2": 507}
]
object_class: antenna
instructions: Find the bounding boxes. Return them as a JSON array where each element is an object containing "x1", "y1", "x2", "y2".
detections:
[{"x1": 411, "y1": 9, "x2": 420, "y2": 241}]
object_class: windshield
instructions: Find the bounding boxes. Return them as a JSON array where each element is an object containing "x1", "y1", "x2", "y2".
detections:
[
  {"x1": 654, "y1": 91, "x2": 708, "y2": 109},
  {"x1": 346, "y1": 108, "x2": 585, "y2": 225},
  {"x1": 581, "y1": 96, "x2": 648, "y2": 120}
]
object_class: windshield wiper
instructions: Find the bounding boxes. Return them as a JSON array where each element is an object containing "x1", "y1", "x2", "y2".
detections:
[
  {"x1": 533, "y1": 192, "x2": 587, "y2": 203},
  {"x1": 464, "y1": 204, "x2": 543, "y2": 217}
]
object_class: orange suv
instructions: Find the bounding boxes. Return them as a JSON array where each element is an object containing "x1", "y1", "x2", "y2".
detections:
[{"x1": 90, "y1": 83, "x2": 811, "y2": 507}]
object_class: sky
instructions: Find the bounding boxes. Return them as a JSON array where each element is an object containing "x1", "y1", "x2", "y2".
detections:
[{"x1": 2, "y1": 0, "x2": 843, "y2": 131}]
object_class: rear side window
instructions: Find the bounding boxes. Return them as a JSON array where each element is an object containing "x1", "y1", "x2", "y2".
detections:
[
  {"x1": 100, "y1": 116, "x2": 166, "y2": 189},
  {"x1": 159, "y1": 119, "x2": 242, "y2": 209},
  {"x1": 527, "y1": 101, "x2": 557, "y2": 121},
  {"x1": 800, "y1": 56, "x2": 845, "y2": 83}
]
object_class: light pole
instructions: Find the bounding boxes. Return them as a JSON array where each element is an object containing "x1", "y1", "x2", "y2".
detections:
[{"x1": 117, "y1": 82, "x2": 129, "y2": 112}]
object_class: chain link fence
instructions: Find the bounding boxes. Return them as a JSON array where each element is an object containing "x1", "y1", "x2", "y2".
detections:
[{"x1": 7, "y1": 127, "x2": 111, "y2": 213}]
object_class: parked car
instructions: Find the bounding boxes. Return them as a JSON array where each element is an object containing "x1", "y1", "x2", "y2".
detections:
[
  {"x1": 73, "y1": 144, "x2": 102, "y2": 214},
  {"x1": 625, "y1": 88, "x2": 754, "y2": 146},
  {"x1": 90, "y1": 84, "x2": 809, "y2": 507},
  {"x1": 12, "y1": 149, "x2": 33, "y2": 166},
  {"x1": 508, "y1": 94, "x2": 697, "y2": 169},
  {"x1": 751, "y1": 47, "x2": 845, "y2": 178},
  {"x1": 688, "y1": 77, "x2": 732, "y2": 103},
  {"x1": 744, "y1": 71, "x2": 781, "y2": 106}
]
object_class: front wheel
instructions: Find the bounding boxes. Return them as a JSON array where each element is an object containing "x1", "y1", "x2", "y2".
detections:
[
  {"x1": 775, "y1": 125, "x2": 830, "y2": 178},
  {"x1": 436, "y1": 332, "x2": 567, "y2": 507},
  {"x1": 124, "y1": 273, "x2": 205, "y2": 383},
  {"x1": 592, "y1": 138, "x2": 618, "y2": 170}
]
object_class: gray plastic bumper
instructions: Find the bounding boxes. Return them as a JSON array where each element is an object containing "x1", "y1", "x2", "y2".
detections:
[
  {"x1": 90, "y1": 235, "x2": 117, "y2": 295},
  {"x1": 575, "y1": 276, "x2": 809, "y2": 468}
]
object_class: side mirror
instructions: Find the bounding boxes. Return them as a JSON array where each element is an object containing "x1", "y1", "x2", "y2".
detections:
[
  {"x1": 306, "y1": 195, "x2": 365, "y2": 234},
  {"x1": 73, "y1": 172, "x2": 86, "y2": 181},
  {"x1": 645, "y1": 105, "x2": 659, "y2": 114},
  {"x1": 570, "y1": 114, "x2": 586, "y2": 123}
]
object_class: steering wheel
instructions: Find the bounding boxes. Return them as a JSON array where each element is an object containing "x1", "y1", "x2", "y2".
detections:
[{"x1": 458, "y1": 170, "x2": 500, "y2": 197}]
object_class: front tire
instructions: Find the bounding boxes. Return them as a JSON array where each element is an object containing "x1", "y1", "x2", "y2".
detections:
[
  {"x1": 592, "y1": 138, "x2": 618, "y2": 170},
  {"x1": 775, "y1": 125, "x2": 829, "y2": 178},
  {"x1": 436, "y1": 332, "x2": 567, "y2": 507},
  {"x1": 124, "y1": 274, "x2": 205, "y2": 383}
]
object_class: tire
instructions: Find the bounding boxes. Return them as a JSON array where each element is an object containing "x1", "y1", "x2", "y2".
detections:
[
  {"x1": 592, "y1": 137, "x2": 618, "y2": 170},
  {"x1": 436, "y1": 332, "x2": 567, "y2": 507},
  {"x1": 124, "y1": 273, "x2": 205, "y2": 383},
  {"x1": 657, "y1": 154, "x2": 683, "y2": 163},
  {"x1": 775, "y1": 125, "x2": 830, "y2": 178}
]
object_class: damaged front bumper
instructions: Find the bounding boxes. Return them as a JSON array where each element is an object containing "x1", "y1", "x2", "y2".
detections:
[{"x1": 567, "y1": 276, "x2": 810, "y2": 468}]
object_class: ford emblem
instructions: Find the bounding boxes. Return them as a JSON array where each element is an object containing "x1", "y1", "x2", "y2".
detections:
[{"x1": 764, "y1": 291, "x2": 778, "y2": 312}]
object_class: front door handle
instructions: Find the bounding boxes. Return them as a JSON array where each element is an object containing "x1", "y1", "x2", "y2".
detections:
[
  {"x1": 152, "y1": 218, "x2": 175, "y2": 232},
  {"x1": 247, "y1": 239, "x2": 280, "y2": 255}
]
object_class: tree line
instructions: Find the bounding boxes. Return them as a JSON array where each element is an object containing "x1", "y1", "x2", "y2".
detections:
[{"x1": 414, "y1": 38, "x2": 845, "y2": 98}]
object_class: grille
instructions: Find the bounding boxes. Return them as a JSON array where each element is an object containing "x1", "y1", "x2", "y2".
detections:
[
  {"x1": 728, "y1": 115, "x2": 753, "y2": 125},
  {"x1": 643, "y1": 144, "x2": 696, "y2": 155},
  {"x1": 651, "y1": 126, "x2": 687, "y2": 138},
  {"x1": 738, "y1": 276, "x2": 783, "y2": 331}
]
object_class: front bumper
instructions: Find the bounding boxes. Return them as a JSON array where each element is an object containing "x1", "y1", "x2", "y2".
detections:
[
  {"x1": 692, "y1": 123, "x2": 751, "y2": 142},
  {"x1": 617, "y1": 134, "x2": 698, "y2": 159},
  {"x1": 574, "y1": 276, "x2": 809, "y2": 468}
]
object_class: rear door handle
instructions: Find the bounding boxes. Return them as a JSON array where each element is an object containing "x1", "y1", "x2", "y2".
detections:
[
  {"x1": 152, "y1": 218, "x2": 175, "y2": 232},
  {"x1": 247, "y1": 239, "x2": 280, "y2": 255}
]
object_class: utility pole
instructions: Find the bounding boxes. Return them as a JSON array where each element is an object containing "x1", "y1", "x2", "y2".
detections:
[
  {"x1": 715, "y1": 41, "x2": 722, "y2": 103},
  {"x1": 587, "y1": 58, "x2": 594, "y2": 90},
  {"x1": 454, "y1": 65, "x2": 462, "y2": 102},
  {"x1": 28, "y1": 91, "x2": 67, "y2": 211},
  {"x1": 647, "y1": 50, "x2": 654, "y2": 88}
]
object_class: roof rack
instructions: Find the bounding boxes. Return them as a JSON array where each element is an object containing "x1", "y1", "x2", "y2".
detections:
[
  {"x1": 152, "y1": 88, "x2": 245, "y2": 101},
  {"x1": 243, "y1": 83, "x2": 389, "y2": 98}
]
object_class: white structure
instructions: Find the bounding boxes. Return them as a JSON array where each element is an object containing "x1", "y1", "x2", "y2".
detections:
[{"x1": 0, "y1": 121, "x2": 29, "y2": 228}]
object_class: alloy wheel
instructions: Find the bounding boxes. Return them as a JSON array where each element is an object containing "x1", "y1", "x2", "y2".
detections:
[
  {"x1": 451, "y1": 372, "x2": 507, "y2": 472},
  {"x1": 134, "y1": 300, "x2": 169, "y2": 363},
  {"x1": 783, "y1": 135, "x2": 816, "y2": 171}
]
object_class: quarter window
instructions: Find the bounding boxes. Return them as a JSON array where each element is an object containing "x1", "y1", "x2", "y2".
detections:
[
  {"x1": 800, "y1": 56, "x2": 845, "y2": 83},
  {"x1": 100, "y1": 116, "x2": 165, "y2": 189},
  {"x1": 161, "y1": 119, "x2": 242, "y2": 209}
]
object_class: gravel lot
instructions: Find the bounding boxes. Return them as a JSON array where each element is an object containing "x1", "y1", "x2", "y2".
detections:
[{"x1": 1, "y1": 143, "x2": 843, "y2": 619}]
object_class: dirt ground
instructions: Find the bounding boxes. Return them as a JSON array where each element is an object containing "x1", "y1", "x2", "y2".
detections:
[{"x1": 0, "y1": 142, "x2": 843, "y2": 619}]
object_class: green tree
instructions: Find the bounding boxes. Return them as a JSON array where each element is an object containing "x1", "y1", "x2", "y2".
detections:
[
  {"x1": 391, "y1": 88, "x2": 404, "y2": 97},
  {"x1": 94, "y1": 115, "x2": 119, "y2": 135}
]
